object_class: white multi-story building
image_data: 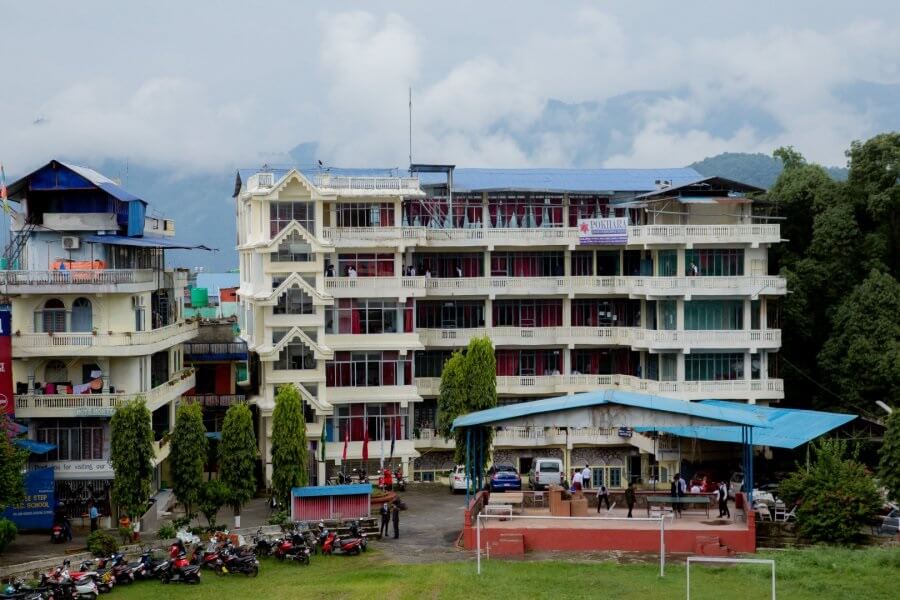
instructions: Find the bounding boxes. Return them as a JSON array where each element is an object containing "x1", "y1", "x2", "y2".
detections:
[
  {"x1": 235, "y1": 165, "x2": 785, "y2": 488},
  {"x1": 4, "y1": 160, "x2": 199, "y2": 516}
]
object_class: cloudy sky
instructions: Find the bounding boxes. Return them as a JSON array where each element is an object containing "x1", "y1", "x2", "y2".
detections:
[{"x1": 2, "y1": 0, "x2": 898, "y2": 174}]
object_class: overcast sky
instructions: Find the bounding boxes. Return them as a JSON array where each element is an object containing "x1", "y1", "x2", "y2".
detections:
[{"x1": 2, "y1": 0, "x2": 898, "y2": 173}]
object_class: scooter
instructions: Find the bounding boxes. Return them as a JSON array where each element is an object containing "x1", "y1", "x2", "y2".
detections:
[
  {"x1": 155, "y1": 543, "x2": 202, "y2": 584},
  {"x1": 273, "y1": 530, "x2": 311, "y2": 565},
  {"x1": 133, "y1": 546, "x2": 167, "y2": 580},
  {"x1": 215, "y1": 543, "x2": 261, "y2": 576},
  {"x1": 393, "y1": 467, "x2": 407, "y2": 492},
  {"x1": 317, "y1": 524, "x2": 364, "y2": 556},
  {"x1": 46, "y1": 563, "x2": 102, "y2": 599},
  {"x1": 2, "y1": 579, "x2": 49, "y2": 600},
  {"x1": 252, "y1": 528, "x2": 275, "y2": 557},
  {"x1": 71, "y1": 560, "x2": 116, "y2": 593},
  {"x1": 49, "y1": 521, "x2": 69, "y2": 544},
  {"x1": 91, "y1": 553, "x2": 135, "y2": 585}
]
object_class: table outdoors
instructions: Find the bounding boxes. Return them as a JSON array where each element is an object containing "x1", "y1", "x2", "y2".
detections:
[{"x1": 646, "y1": 495, "x2": 711, "y2": 518}]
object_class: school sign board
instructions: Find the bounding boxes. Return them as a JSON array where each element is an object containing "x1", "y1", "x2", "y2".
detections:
[
  {"x1": 2, "y1": 468, "x2": 55, "y2": 529},
  {"x1": 577, "y1": 218, "x2": 628, "y2": 245}
]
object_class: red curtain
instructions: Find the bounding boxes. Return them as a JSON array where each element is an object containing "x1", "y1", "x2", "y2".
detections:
[
  {"x1": 403, "y1": 359, "x2": 412, "y2": 385},
  {"x1": 380, "y1": 204, "x2": 393, "y2": 227},
  {"x1": 534, "y1": 352, "x2": 546, "y2": 375},
  {"x1": 338, "y1": 299, "x2": 352, "y2": 333},
  {"x1": 513, "y1": 255, "x2": 532, "y2": 277},
  {"x1": 377, "y1": 254, "x2": 394, "y2": 276},
  {"x1": 497, "y1": 351, "x2": 517, "y2": 376},
  {"x1": 461, "y1": 256, "x2": 480, "y2": 277},
  {"x1": 404, "y1": 299, "x2": 414, "y2": 332},
  {"x1": 590, "y1": 351, "x2": 601, "y2": 374},
  {"x1": 326, "y1": 364, "x2": 335, "y2": 386},
  {"x1": 382, "y1": 360, "x2": 396, "y2": 386},
  {"x1": 351, "y1": 307, "x2": 361, "y2": 334},
  {"x1": 351, "y1": 405, "x2": 365, "y2": 440},
  {"x1": 521, "y1": 304, "x2": 535, "y2": 327}
]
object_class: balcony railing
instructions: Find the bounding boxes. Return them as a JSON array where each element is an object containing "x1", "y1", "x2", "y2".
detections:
[
  {"x1": 183, "y1": 342, "x2": 248, "y2": 359},
  {"x1": 183, "y1": 394, "x2": 246, "y2": 407},
  {"x1": 14, "y1": 321, "x2": 200, "y2": 351},
  {"x1": 0, "y1": 269, "x2": 156, "y2": 287},
  {"x1": 14, "y1": 369, "x2": 196, "y2": 418},
  {"x1": 311, "y1": 174, "x2": 422, "y2": 194}
]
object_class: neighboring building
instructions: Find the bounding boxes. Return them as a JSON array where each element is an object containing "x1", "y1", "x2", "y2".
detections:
[
  {"x1": 235, "y1": 165, "x2": 785, "y2": 488},
  {"x1": 3, "y1": 160, "x2": 202, "y2": 516},
  {"x1": 184, "y1": 272, "x2": 240, "y2": 319}
]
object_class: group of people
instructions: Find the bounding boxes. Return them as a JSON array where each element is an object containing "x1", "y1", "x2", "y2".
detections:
[
  {"x1": 378, "y1": 499, "x2": 403, "y2": 539},
  {"x1": 669, "y1": 472, "x2": 731, "y2": 518}
]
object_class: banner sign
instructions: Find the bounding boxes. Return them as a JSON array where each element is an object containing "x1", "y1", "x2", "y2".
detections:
[
  {"x1": 2, "y1": 468, "x2": 55, "y2": 529},
  {"x1": 0, "y1": 309, "x2": 13, "y2": 417},
  {"x1": 30, "y1": 460, "x2": 114, "y2": 480},
  {"x1": 577, "y1": 217, "x2": 628, "y2": 245}
]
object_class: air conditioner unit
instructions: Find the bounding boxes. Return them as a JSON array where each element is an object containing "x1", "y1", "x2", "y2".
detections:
[{"x1": 62, "y1": 236, "x2": 80, "y2": 250}]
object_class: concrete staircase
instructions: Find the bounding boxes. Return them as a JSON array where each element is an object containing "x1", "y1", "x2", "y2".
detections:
[{"x1": 694, "y1": 535, "x2": 736, "y2": 556}]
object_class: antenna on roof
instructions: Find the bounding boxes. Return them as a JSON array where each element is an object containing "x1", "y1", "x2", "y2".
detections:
[{"x1": 408, "y1": 87, "x2": 413, "y2": 169}]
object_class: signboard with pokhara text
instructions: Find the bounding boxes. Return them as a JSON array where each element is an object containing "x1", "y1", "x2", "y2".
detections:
[
  {"x1": 0, "y1": 309, "x2": 13, "y2": 417},
  {"x1": 577, "y1": 217, "x2": 628, "y2": 245}
]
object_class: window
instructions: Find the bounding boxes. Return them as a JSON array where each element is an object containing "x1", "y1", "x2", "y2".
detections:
[
  {"x1": 684, "y1": 300, "x2": 743, "y2": 330},
  {"x1": 412, "y1": 253, "x2": 483, "y2": 277},
  {"x1": 660, "y1": 354, "x2": 678, "y2": 381},
  {"x1": 659, "y1": 300, "x2": 677, "y2": 331},
  {"x1": 657, "y1": 250, "x2": 678, "y2": 277},
  {"x1": 496, "y1": 350, "x2": 562, "y2": 376},
  {"x1": 488, "y1": 193, "x2": 563, "y2": 228},
  {"x1": 337, "y1": 253, "x2": 394, "y2": 277},
  {"x1": 273, "y1": 281, "x2": 314, "y2": 315},
  {"x1": 568, "y1": 195, "x2": 610, "y2": 226},
  {"x1": 404, "y1": 193, "x2": 483, "y2": 228},
  {"x1": 571, "y1": 349, "x2": 638, "y2": 376},
  {"x1": 331, "y1": 403, "x2": 408, "y2": 442},
  {"x1": 493, "y1": 300, "x2": 562, "y2": 327},
  {"x1": 685, "y1": 353, "x2": 744, "y2": 381},
  {"x1": 751, "y1": 352, "x2": 763, "y2": 380},
  {"x1": 571, "y1": 299, "x2": 641, "y2": 327},
  {"x1": 685, "y1": 249, "x2": 744, "y2": 276},
  {"x1": 272, "y1": 333, "x2": 317, "y2": 370},
  {"x1": 273, "y1": 231, "x2": 312, "y2": 262},
  {"x1": 571, "y1": 251, "x2": 593, "y2": 276},
  {"x1": 36, "y1": 420, "x2": 104, "y2": 461},
  {"x1": 270, "y1": 201, "x2": 314, "y2": 237},
  {"x1": 592, "y1": 467, "x2": 623, "y2": 489},
  {"x1": 336, "y1": 202, "x2": 394, "y2": 227},
  {"x1": 325, "y1": 299, "x2": 413, "y2": 334},
  {"x1": 71, "y1": 298, "x2": 92, "y2": 332},
  {"x1": 624, "y1": 250, "x2": 653, "y2": 276},
  {"x1": 414, "y1": 350, "x2": 455, "y2": 377},
  {"x1": 416, "y1": 301, "x2": 484, "y2": 329},
  {"x1": 326, "y1": 351, "x2": 411, "y2": 387},
  {"x1": 490, "y1": 252, "x2": 564, "y2": 277},
  {"x1": 596, "y1": 251, "x2": 620, "y2": 276},
  {"x1": 40, "y1": 299, "x2": 66, "y2": 333}
]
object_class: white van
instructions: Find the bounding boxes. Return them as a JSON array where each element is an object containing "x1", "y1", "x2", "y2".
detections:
[{"x1": 529, "y1": 458, "x2": 564, "y2": 490}]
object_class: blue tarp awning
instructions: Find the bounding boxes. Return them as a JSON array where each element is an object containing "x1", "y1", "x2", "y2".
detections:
[
  {"x1": 14, "y1": 439, "x2": 57, "y2": 454},
  {"x1": 81, "y1": 235, "x2": 215, "y2": 251},
  {"x1": 205, "y1": 432, "x2": 222, "y2": 440},
  {"x1": 633, "y1": 400, "x2": 856, "y2": 449},
  {"x1": 292, "y1": 484, "x2": 373, "y2": 498}
]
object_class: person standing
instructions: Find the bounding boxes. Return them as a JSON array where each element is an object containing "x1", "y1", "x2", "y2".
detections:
[
  {"x1": 581, "y1": 464, "x2": 592, "y2": 490},
  {"x1": 625, "y1": 482, "x2": 636, "y2": 518},
  {"x1": 379, "y1": 502, "x2": 390, "y2": 537},
  {"x1": 391, "y1": 500, "x2": 400, "y2": 539},
  {"x1": 717, "y1": 481, "x2": 731, "y2": 519},
  {"x1": 596, "y1": 483, "x2": 611, "y2": 512},
  {"x1": 572, "y1": 469, "x2": 583, "y2": 492},
  {"x1": 88, "y1": 501, "x2": 99, "y2": 532}
]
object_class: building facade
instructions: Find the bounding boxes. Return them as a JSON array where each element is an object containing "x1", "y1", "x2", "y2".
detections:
[
  {"x1": 235, "y1": 166, "x2": 785, "y2": 489},
  {"x1": 4, "y1": 160, "x2": 199, "y2": 517}
]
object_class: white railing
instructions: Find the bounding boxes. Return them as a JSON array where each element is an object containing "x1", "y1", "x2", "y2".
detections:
[
  {"x1": 14, "y1": 321, "x2": 199, "y2": 349},
  {"x1": 14, "y1": 369, "x2": 195, "y2": 416},
  {"x1": 0, "y1": 269, "x2": 156, "y2": 286},
  {"x1": 628, "y1": 224, "x2": 780, "y2": 244},
  {"x1": 247, "y1": 172, "x2": 275, "y2": 191},
  {"x1": 311, "y1": 173, "x2": 422, "y2": 193}
]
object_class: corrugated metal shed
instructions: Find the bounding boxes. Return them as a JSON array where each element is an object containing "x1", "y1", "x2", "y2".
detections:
[
  {"x1": 81, "y1": 235, "x2": 214, "y2": 250},
  {"x1": 418, "y1": 167, "x2": 704, "y2": 193},
  {"x1": 292, "y1": 484, "x2": 372, "y2": 521}
]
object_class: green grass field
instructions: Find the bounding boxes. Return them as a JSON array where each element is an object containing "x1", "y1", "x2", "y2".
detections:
[{"x1": 108, "y1": 546, "x2": 899, "y2": 600}]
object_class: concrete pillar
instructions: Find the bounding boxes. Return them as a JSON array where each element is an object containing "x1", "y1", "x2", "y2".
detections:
[
  {"x1": 676, "y1": 248, "x2": 686, "y2": 277},
  {"x1": 483, "y1": 250, "x2": 491, "y2": 278},
  {"x1": 676, "y1": 298, "x2": 685, "y2": 330},
  {"x1": 676, "y1": 354, "x2": 686, "y2": 381},
  {"x1": 563, "y1": 249, "x2": 571, "y2": 277},
  {"x1": 395, "y1": 251, "x2": 403, "y2": 277},
  {"x1": 485, "y1": 299, "x2": 493, "y2": 327},
  {"x1": 562, "y1": 193, "x2": 569, "y2": 228},
  {"x1": 760, "y1": 298, "x2": 768, "y2": 331},
  {"x1": 394, "y1": 199, "x2": 402, "y2": 227},
  {"x1": 743, "y1": 298, "x2": 752, "y2": 330},
  {"x1": 562, "y1": 297, "x2": 571, "y2": 327},
  {"x1": 482, "y1": 193, "x2": 490, "y2": 227},
  {"x1": 563, "y1": 348, "x2": 571, "y2": 374}
]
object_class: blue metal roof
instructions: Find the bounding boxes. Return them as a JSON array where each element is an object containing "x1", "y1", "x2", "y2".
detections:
[
  {"x1": 196, "y1": 272, "x2": 240, "y2": 291},
  {"x1": 81, "y1": 234, "x2": 215, "y2": 250},
  {"x1": 451, "y1": 390, "x2": 770, "y2": 430},
  {"x1": 292, "y1": 483, "x2": 373, "y2": 498},
  {"x1": 419, "y1": 168, "x2": 704, "y2": 193},
  {"x1": 59, "y1": 162, "x2": 146, "y2": 204},
  {"x1": 634, "y1": 401, "x2": 856, "y2": 449}
]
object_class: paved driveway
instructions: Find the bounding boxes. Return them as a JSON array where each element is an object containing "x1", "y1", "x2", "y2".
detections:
[{"x1": 376, "y1": 483, "x2": 469, "y2": 563}]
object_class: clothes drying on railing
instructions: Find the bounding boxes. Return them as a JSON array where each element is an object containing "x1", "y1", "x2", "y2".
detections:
[{"x1": 52, "y1": 259, "x2": 107, "y2": 270}]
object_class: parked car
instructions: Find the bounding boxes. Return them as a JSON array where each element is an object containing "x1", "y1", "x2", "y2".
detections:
[
  {"x1": 528, "y1": 458, "x2": 564, "y2": 490},
  {"x1": 449, "y1": 465, "x2": 469, "y2": 493},
  {"x1": 487, "y1": 463, "x2": 518, "y2": 476},
  {"x1": 873, "y1": 508, "x2": 900, "y2": 537},
  {"x1": 489, "y1": 468, "x2": 522, "y2": 492}
]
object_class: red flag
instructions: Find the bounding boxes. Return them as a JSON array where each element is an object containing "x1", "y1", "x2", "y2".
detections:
[
  {"x1": 361, "y1": 420, "x2": 369, "y2": 461},
  {"x1": 341, "y1": 424, "x2": 349, "y2": 461}
]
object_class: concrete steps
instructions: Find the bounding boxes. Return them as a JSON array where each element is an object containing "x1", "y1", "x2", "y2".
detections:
[
  {"x1": 694, "y1": 535, "x2": 736, "y2": 556},
  {"x1": 488, "y1": 533, "x2": 525, "y2": 557}
]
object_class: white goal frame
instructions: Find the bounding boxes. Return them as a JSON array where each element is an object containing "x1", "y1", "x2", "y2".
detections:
[
  {"x1": 686, "y1": 556, "x2": 776, "y2": 600},
  {"x1": 475, "y1": 513, "x2": 668, "y2": 577}
]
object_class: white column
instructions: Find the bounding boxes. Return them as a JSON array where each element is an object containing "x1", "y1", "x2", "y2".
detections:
[
  {"x1": 563, "y1": 348, "x2": 571, "y2": 374},
  {"x1": 676, "y1": 248, "x2": 686, "y2": 277},
  {"x1": 563, "y1": 249, "x2": 571, "y2": 276},
  {"x1": 743, "y1": 298, "x2": 752, "y2": 330},
  {"x1": 759, "y1": 298, "x2": 768, "y2": 331},
  {"x1": 676, "y1": 298, "x2": 685, "y2": 330},
  {"x1": 561, "y1": 297, "x2": 571, "y2": 327},
  {"x1": 676, "y1": 354, "x2": 686, "y2": 381},
  {"x1": 485, "y1": 299, "x2": 493, "y2": 327}
]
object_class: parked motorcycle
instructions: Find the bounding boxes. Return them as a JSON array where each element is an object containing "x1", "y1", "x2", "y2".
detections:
[
  {"x1": 49, "y1": 521, "x2": 69, "y2": 544},
  {"x1": 317, "y1": 523, "x2": 364, "y2": 556},
  {"x1": 393, "y1": 467, "x2": 407, "y2": 491},
  {"x1": 252, "y1": 528, "x2": 275, "y2": 557},
  {"x1": 154, "y1": 542, "x2": 202, "y2": 584},
  {"x1": 272, "y1": 529, "x2": 312, "y2": 565},
  {"x1": 90, "y1": 553, "x2": 136, "y2": 585},
  {"x1": 45, "y1": 563, "x2": 102, "y2": 599},
  {"x1": 215, "y1": 542, "x2": 260, "y2": 576}
]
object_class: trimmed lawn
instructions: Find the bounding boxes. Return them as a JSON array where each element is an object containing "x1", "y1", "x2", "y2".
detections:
[{"x1": 109, "y1": 546, "x2": 899, "y2": 600}]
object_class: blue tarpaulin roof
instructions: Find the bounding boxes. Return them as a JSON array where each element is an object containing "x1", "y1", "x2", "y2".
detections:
[
  {"x1": 81, "y1": 235, "x2": 215, "y2": 250},
  {"x1": 14, "y1": 439, "x2": 57, "y2": 454},
  {"x1": 634, "y1": 400, "x2": 856, "y2": 449},
  {"x1": 292, "y1": 484, "x2": 373, "y2": 498},
  {"x1": 418, "y1": 168, "x2": 704, "y2": 193},
  {"x1": 452, "y1": 390, "x2": 770, "y2": 430}
]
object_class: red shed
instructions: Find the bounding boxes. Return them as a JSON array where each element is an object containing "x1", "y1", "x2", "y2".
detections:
[{"x1": 291, "y1": 484, "x2": 372, "y2": 522}]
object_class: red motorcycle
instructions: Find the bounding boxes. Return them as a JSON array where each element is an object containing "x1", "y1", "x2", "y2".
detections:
[
  {"x1": 318, "y1": 526, "x2": 365, "y2": 556},
  {"x1": 273, "y1": 531, "x2": 311, "y2": 565}
]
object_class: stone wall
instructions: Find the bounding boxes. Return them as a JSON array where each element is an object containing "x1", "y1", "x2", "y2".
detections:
[
  {"x1": 412, "y1": 450, "x2": 455, "y2": 473},
  {"x1": 570, "y1": 446, "x2": 633, "y2": 468},
  {"x1": 492, "y1": 447, "x2": 563, "y2": 468}
]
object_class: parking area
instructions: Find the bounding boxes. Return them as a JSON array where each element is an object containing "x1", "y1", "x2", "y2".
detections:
[{"x1": 376, "y1": 483, "x2": 469, "y2": 563}]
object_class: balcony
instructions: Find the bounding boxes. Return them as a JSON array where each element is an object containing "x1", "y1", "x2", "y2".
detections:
[
  {"x1": 412, "y1": 427, "x2": 455, "y2": 450},
  {"x1": 414, "y1": 374, "x2": 784, "y2": 401},
  {"x1": 0, "y1": 269, "x2": 158, "y2": 294},
  {"x1": 310, "y1": 173, "x2": 424, "y2": 197},
  {"x1": 324, "y1": 440, "x2": 419, "y2": 461},
  {"x1": 323, "y1": 333, "x2": 423, "y2": 353},
  {"x1": 183, "y1": 341, "x2": 248, "y2": 361},
  {"x1": 183, "y1": 394, "x2": 246, "y2": 407},
  {"x1": 13, "y1": 321, "x2": 200, "y2": 358},
  {"x1": 326, "y1": 385, "x2": 422, "y2": 407},
  {"x1": 325, "y1": 275, "x2": 787, "y2": 300},
  {"x1": 490, "y1": 426, "x2": 658, "y2": 452},
  {"x1": 417, "y1": 326, "x2": 781, "y2": 352},
  {"x1": 321, "y1": 224, "x2": 781, "y2": 250},
  {"x1": 14, "y1": 369, "x2": 196, "y2": 418}
]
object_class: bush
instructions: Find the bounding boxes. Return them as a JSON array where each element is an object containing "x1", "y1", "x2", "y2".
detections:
[
  {"x1": 779, "y1": 438, "x2": 881, "y2": 544},
  {"x1": 172, "y1": 516, "x2": 191, "y2": 530},
  {"x1": 0, "y1": 518, "x2": 17, "y2": 554},
  {"x1": 198, "y1": 480, "x2": 230, "y2": 528},
  {"x1": 87, "y1": 530, "x2": 119, "y2": 557},
  {"x1": 157, "y1": 522, "x2": 177, "y2": 540},
  {"x1": 267, "y1": 510, "x2": 289, "y2": 527}
]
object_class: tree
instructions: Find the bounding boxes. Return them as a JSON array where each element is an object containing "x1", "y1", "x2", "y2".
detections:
[
  {"x1": 819, "y1": 270, "x2": 900, "y2": 412},
  {"x1": 198, "y1": 480, "x2": 230, "y2": 528},
  {"x1": 437, "y1": 351, "x2": 468, "y2": 464},
  {"x1": 270, "y1": 385, "x2": 308, "y2": 508},
  {"x1": 219, "y1": 403, "x2": 257, "y2": 527},
  {"x1": 0, "y1": 418, "x2": 27, "y2": 509},
  {"x1": 879, "y1": 410, "x2": 900, "y2": 503},
  {"x1": 778, "y1": 438, "x2": 880, "y2": 544},
  {"x1": 170, "y1": 402, "x2": 207, "y2": 520},
  {"x1": 110, "y1": 399, "x2": 154, "y2": 520}
]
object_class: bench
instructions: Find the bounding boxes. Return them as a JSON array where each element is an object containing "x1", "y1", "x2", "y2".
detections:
[
  {"x1": 489, "y1": 492, "x2": 524, "y2": 514},
  {"x1": 483, "y1": 504, "x2": 513, "y2": 519}
]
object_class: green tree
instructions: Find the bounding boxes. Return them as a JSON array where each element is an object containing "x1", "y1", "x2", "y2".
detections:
[
  {"x1": 110, "y1": 399, "x2": 154, "y2": 519},
  {"x1": 0, "y1": 418, "x2": 27, "y2": 509},
  {"x1": 464, "y1": 336, "x2": 497, "y2": 472},
  {"x1": 198, "y1": 479, "x2": 230, "y2": 528},
  {"x1": 779, "y1": 438, "x2": 881, "y2": 544},
  {"x1": 219, "y1": 403, "x2": 257, "y2": 526},
  {"x1": 819, "y1": 270, "x2": 900, "y2": 412},
  {"x1": 170, "y1": 402, "x2": 208, "y2": 520},
  {"x1": 437, "y1": 350, "x2": 468, "y2": 463},
  {"x1": 878, "y1": 410, "x2": 900, "y2": 503},
  {"x1": 774, "y1": 145, "x2": 807, "y2": 170},
  {"x1": 270, "y1": 385, "x2": 308, "y2": 508}
]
